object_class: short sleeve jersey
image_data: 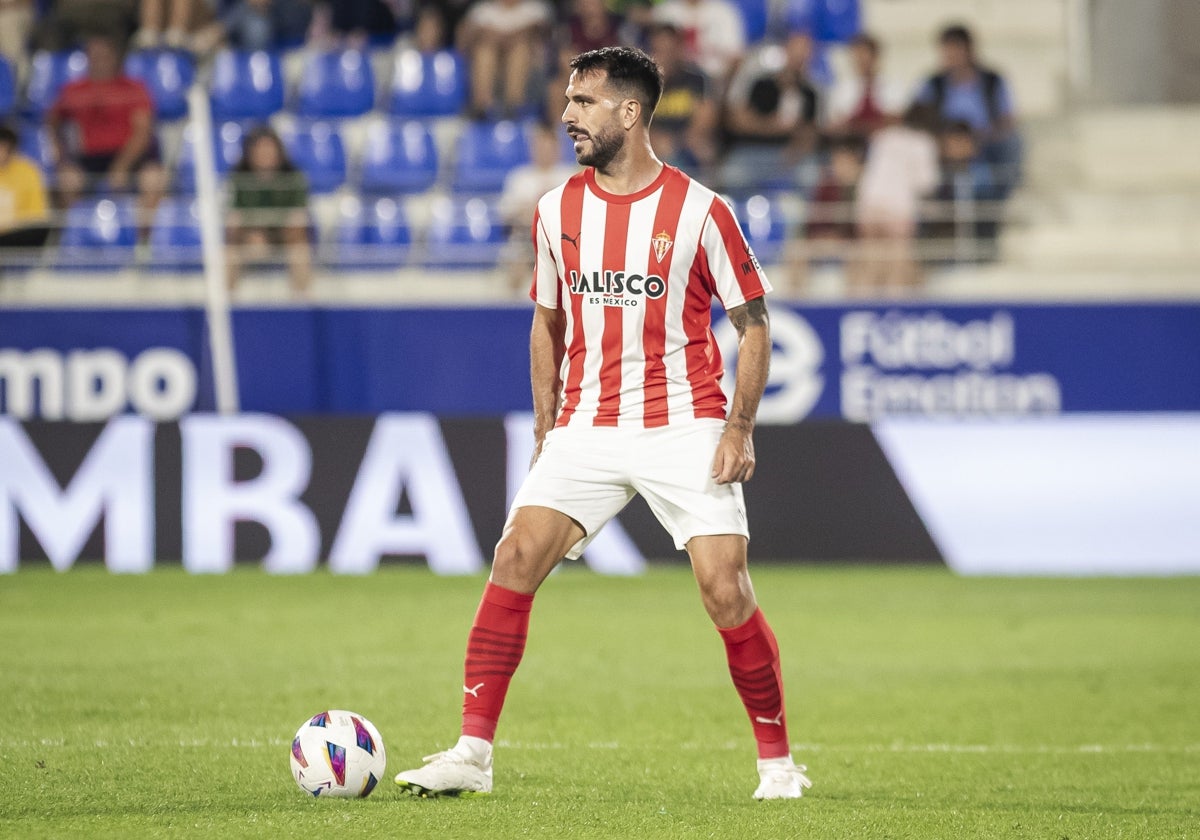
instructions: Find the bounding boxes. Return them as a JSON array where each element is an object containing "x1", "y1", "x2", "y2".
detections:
[
  {"x1": 49, "y1": 77, "x2": 154, "y2": 157},
  {"x1": 530, "y1": 164, "x2": 771, "y2": 430}
]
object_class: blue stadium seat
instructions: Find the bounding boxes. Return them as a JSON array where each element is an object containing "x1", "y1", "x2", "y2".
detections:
[
  {"x1": 735, "y1": 194, "x2": 788, "y2": 266},
  {"x1": 388, "y1": 48, "x2": 468, "y2": 118},
  {"x1": 359, "y1": 120, "x2": 438, "y2": 194},
  {"x1": 124, "y1": 49, "x2": 195, "y2": 120},
  {"x1": 175, "y1": 120, "x2": 251, "y2": 192},
  {"x1": 732, "y1": 0, "x2": 769, "y2": 41},
  {"x1": 148, "y1": 196, "x2": 203, "y2": 270},
  {"x1": 282, "y1": 121, "x2": 346, "y2": 194},
  {"x1": 422, "y1": 197, "x2": 503, "y2": 269},
  {"x1": 815, "y1": 0, "x2": 861, "y2": 43},
  {"x1": 23, "y1": 49, "x2": 88, "y2": 117},
  {"x1": 296, "y1": 48, "x2": 375, "y2": 118},
  {"x1": 0, "y1": 56, "x2": 15, "y2": 116},
  {"x1": 17, "y1": 122, "x2": 57, "y2": 177},
  {"x1": 56, "y1": 196, "x2": 137, "y2": 270},
  {"x1": 451, "y1": 120, "x2": 530, "y2": 194},
  {"x1": 331, "y1": 195, "x2": 412, "y2": 269},
  {"x1": 209, "y1": 50, "x2": 284, "y2": 120}
]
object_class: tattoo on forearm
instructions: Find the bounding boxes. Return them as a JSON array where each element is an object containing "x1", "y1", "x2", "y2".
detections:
[{"x1": 729, "y1": 297, "x2": 769, "y2": 337}]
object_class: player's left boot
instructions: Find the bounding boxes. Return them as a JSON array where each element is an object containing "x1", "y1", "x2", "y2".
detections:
[
  {"x1": 753, "y1": 756, "x2": 812, "y2": 800},
  {"x1": 394, "y1": 742, "x2": 493, "y2": 798}
]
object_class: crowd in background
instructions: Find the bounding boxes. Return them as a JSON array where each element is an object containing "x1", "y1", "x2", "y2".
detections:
[{"x1": 0, "y1": 0, "x2": 1024, "y2": 296}]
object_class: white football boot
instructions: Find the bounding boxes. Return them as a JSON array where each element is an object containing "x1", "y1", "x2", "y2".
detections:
[
  {"x1": 753, "y1": 756, "x2": 813, "y2": 800},
  {"x1": 394, "y1": 739, "x2": 493, "y2": 798}
]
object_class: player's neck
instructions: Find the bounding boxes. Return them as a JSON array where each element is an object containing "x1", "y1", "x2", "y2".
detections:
[{"x1": 593, "y1": 140, "x2": 664, "y2": 196}]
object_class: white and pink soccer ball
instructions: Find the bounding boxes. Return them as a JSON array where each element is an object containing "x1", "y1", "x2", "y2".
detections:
[{"x1": 289, "y1": 710, "x2": 387, "y2": 798}]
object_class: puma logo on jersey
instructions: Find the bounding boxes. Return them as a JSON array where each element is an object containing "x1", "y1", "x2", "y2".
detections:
[
  {"x1": 463, "y1": 682, "x2": 485, "y2": 698},
  {"x1": 755, "y1": 710, "x2": 784, "y2": 726},
  {"x1": 561, "y1": 232, "x2": 580, "y2": 249}
]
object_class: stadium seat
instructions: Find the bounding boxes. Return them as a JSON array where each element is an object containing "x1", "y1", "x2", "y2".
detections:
[
  {"x1": 148, "y1": 196, "x2": 203, "y2": 271},
  {"x1": 209, "y1": 50, "x2": 284, "y2": 120},
  {"x1": 0, "y1": 56, "x2": 15, "y2": 116},
  {"x1": 422, "y1": 196, "x2": 504, "y2": 269},
  {"x1": 175, "y1": 120, "x2": 251, "y2": 192},
  {"x1": 359, "y1": 120, "x2": 438, "y2": 194},
  {"x1": 56, "y1": 196, "x2": 137, "y2": 270},
  {"x1": 281, "y1": 121, "x2": 347, "y2": 194},
  {"x1": 18, "y1": 122, "x2": 57, "y2": 177},
  {"x1": 731, "y1": 0, "x2": 769, "y2": 41},
  {"x1": 735, "y1": 194, "x2": 788, "y2": 265},
  {"x1": 331, "y1": 195, "x2": 412, "y2": 269},
  {"x1": 815, "y1": 0, "x2": 860, "y2": 43},
  {"x1": 451, "y1": 120, "x2": 530, "y2": 194},
  {"x1": 124, "y1": 49, "x2": 195, "y2": 121},
  {"x1": 388, "y1": 48, "x2": 468, "y2": 118},
  {"x1": 23, "y1": 49, "x2": 88, "y2": 117},
  {"x1": 295, "y1": 48, "x2": 375, "y2": 118}
]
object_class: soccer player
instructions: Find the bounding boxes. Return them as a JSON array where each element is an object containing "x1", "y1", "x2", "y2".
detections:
[{"x1": 395, "y1": 46, "x2": 811, "y2": 801}]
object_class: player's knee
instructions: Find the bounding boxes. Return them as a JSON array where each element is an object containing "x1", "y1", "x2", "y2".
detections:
[
  {"x1": 697, "y1": 572, "x2": 755, "y2": 627},
  {"x1": 491, "y1": 532, "x2": 548, "y2": 591}
]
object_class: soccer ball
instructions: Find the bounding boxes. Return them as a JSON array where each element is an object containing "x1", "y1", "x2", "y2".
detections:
[{"x1": 289, "y1": 710, "x2": 387, "y2": 798}]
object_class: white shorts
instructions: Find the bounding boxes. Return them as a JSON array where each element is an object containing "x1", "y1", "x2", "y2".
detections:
[{"x1": 508, "y1": 418, "x2": 749, "y2": 558}]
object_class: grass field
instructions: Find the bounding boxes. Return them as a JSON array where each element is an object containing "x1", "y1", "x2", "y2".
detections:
[{"x1": 1, "y1": 565, "x2": 1198, "y2": 839}]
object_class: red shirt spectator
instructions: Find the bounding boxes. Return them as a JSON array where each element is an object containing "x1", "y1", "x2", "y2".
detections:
[{"x1": 50, "y1": 75, "x2": 154, "y2": 158}]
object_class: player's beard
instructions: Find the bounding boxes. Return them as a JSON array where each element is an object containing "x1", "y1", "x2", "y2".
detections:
[{"x1": 574, "y1": 122, "x2": 624, "y2": 171}]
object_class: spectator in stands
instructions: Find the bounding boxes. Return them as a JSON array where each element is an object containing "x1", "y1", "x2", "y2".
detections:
[
  {"x1": 35, "y1": 1, "x2": 138, "y2": 51},
  {"x1": 854, "y1": 102, "x2": 939, "y2": 293},
  {"x1": 220, "y1": 0, "x2": 313, "y2": 52},
  {"x1": 310, "y1": 0, "x2": 404, "y2": 49},
  {"x1": 825, "y1": 33, "x2": 906, "y2": 141},
  {"x1": 133, "y1": 0, "x2": 224, "y2": 54},
  {"x1": 914, "y1": 23, "x2": 1022, "y2": 198},
  {"x1": 652, "y1": 0, "x2": 745, "y2": 81},
  {"x1": 227, "y1": 125, "x2": 312, "y2": 297},
  {"x1": 798, "y1": 135, "x2": 863, "y2": 289},
  {"x1": 923, "y1": 119, "x2": 999, "y2": 265},
  {"x1": 0, "y1": 0, "x2": 34, "y2": 75},
  {"x1": 646, "y1": 22, "x2": 718, "y2": 174},
  {"x1": 720, "y1": 30, "x2": 820, "y2": 193},
  {"x1": 402, "y1": 4, "x2": 448, "y2": 53},
  {"x1": 458, "y1": 0, "x2": 553, "y2": 119},
  {"x1": 47, "y1": 33, "x2": 166, "y2": 210},
  {"x1": 0, "y1": 124, "x2": 51, "y2": 250},
  {"x1": 497, "y1": 121, "x2": 577, "y2": 292},
  {"x1": 564, "y1": 0, "x2": 622, "y2": 54}
]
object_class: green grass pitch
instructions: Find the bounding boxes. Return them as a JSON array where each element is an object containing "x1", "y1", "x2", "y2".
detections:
[{"x1": 1, "y1": 565, "x2": 1198, "y2": 839}]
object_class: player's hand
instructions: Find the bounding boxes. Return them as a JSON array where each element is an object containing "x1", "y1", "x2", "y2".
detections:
[
  {"x1": 712, "y1": 425, "x2": 756, "y2": 485},
  {"x1": 530, "y1": 434, "x2": 547, "y2": 469}
]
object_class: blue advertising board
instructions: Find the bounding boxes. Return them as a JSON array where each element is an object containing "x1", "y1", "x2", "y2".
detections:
[{"x1": 2, "y1": 303, "x2": 1199, "y2": 421}]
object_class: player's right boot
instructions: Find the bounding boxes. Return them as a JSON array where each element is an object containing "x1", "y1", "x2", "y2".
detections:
[
  {"x1": 753, "y1": 756, "x2": 812, "y2": 800},
  {"x1": 394, "y1": 743, "x2": 493, "y2": 798}
]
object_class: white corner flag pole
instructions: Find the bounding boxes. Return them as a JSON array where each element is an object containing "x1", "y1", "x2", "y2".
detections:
[{"x1": 187, "y1": 83, "x2": 240, "y2": 414}]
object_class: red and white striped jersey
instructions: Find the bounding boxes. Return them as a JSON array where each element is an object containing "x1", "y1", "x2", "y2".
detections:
[{"x1": 530, "y1": 164, "x2": 771, "y2": 429}]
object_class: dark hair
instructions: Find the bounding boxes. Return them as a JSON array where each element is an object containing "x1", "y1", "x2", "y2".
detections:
[
  {"x1": 941, "y1": 119, "x2": 976, "y2": 139},
  {"x1": 851, "y1": 33, "x2": 880, "y2": 56},
  {"x1": 902, "y1": 102, "x2": 940, "y2": 133},
  {"x1": 569, "y1": 46, "x2": 664, "y2": 126},
  {"x1": 939, "y1": 24, "x2": 974, "y2": 51},
  {"x1": 235, "y1": 125, "x2": 297, "y2": 174},
  {"x1": 829, "y1": 135, "x2": 867, "y2": 160},
  {"x1": 0, "y1": 124, "x2": 17, "y2": 149}
]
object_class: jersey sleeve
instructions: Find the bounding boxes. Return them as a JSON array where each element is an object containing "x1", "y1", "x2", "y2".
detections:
[
  {"x1": 700, "y1": 196, "x2": 772, "y2": 310},
  {"x1": 528, "y1": 206, "x2": 561, "y2": 309}
]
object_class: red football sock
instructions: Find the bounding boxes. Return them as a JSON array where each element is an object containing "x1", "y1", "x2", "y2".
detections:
[
  {"x1": 718, "y1": 608, "x2": 790, "y2": 759},
  {"x1": 460, "y1": 581, "x2": 534, "y2": 742}
]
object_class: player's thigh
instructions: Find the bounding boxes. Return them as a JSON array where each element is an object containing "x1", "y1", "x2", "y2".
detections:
[
  {"x1": 492, "y1": 505, "x2": 587, "y2": 593},
  {"x1": 631, "y1": 421, "x2": 749, "y2": 551}
]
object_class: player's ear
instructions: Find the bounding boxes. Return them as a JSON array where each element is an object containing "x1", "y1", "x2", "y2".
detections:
[{"x1": 622, "y1": 98, "x2": 641, "y2": 130}]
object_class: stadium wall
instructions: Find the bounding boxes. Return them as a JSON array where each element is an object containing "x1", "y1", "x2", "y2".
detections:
[{"x1": 2, "y1": 303, "x2": 1199, "y2": 576}]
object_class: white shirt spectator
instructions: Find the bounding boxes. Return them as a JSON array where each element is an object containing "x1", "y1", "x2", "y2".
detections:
[
  {"x1": 825, "y1": 72, "x2": 908, "y2": 128},
  {"x1": 466, "y1": 0, "x2": 553, "y2": 36},
  {"x1": 856, "y1": 124, "x2": 939, "y2": 225},
  {"x1": 653, "y1": 0, "x2": 746, "y2": 80}
]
